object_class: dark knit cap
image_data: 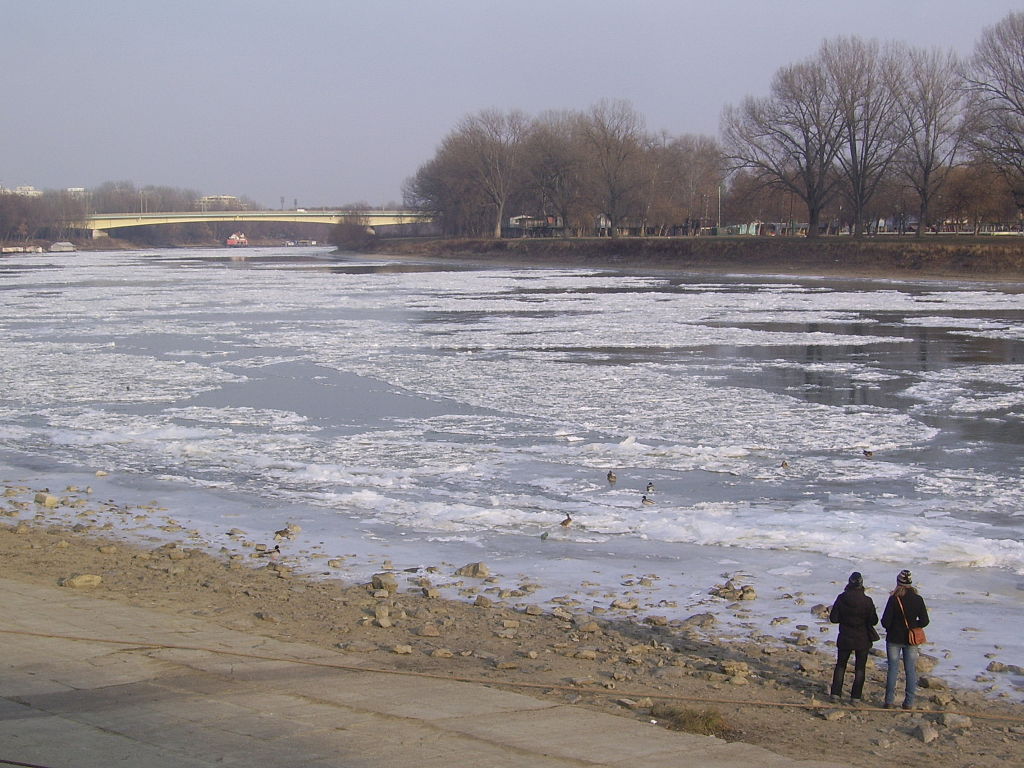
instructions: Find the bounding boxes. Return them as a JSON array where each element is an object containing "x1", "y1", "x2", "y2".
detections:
[
  {"x1": 897, "y1": 569, "x2": 913, "y2": 586},
  {"x1": 848, "y1": 571, "x2": 863, "y2": 587}
]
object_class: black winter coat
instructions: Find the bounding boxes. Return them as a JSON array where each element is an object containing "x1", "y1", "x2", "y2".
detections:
[
  {"x1": 829, "y1": 587, "x2": 879, "y2": 651},
  {"x1": 881, "y1": 590, "x2": 930, "y2": 645}
]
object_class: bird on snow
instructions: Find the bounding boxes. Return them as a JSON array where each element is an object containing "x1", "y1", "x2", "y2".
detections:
[
  {"x1": 607, "y1": 470, "x2": 617, "y2": 485},
  {"x1": 560, "y1": 513, "x2": 573, "y2": 528},
  {"x1": 780, "y1": 460, "x2": 790, "y2": 469},
  {"x1": 641, "y1": 495, "x2": 655, "y2": 506},
  {"x1": 862, "y1": 449, "x2": 874, "y2": 458},
  {"x1": 645, "y1": 481, "x2": 655, "y2": 494}
]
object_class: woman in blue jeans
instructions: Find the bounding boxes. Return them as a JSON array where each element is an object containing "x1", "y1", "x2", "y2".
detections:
[{"x1": 880, "y1": 569, "x2": 930, "y2": 709}]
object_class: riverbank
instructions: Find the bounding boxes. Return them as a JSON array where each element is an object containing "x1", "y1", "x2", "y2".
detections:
[
  {"x1": 3, "y1": 483, "x2": 1021, "y2": 767},
  {"x1": 366, "y1": 236, "x2": 1024, "y2": 282}
]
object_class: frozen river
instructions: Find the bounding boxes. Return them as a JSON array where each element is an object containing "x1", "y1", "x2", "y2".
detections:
[{"x1": 1, "y1": 246, "x2": 1021, "y2": 696}]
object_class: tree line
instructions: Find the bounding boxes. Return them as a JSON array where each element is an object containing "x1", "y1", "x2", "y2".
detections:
[{"x1": 405, "y1": 12, "x2": 1024, "y2": 239}]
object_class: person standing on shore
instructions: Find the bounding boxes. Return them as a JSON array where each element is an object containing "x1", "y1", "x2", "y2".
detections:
[
  {"x1": 880, "y1": 569, "x2": 930, "y2": 709},
  {"x1": 828, "y1": 571, "x2": 879, "y2": 702}
]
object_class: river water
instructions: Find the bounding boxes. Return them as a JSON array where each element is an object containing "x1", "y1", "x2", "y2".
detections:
[{"x1": 1, "y1": 246, "x2": 1021, "y2": 696}]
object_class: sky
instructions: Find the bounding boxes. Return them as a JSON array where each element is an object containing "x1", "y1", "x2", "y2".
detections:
[{"x1": 2, "y1": 0, "x2": 1020, "y2": 209}]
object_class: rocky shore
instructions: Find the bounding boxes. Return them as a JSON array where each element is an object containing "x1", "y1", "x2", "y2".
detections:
[{"x1": 2, "y1": 480, "x2": 1022, "y2": 767}]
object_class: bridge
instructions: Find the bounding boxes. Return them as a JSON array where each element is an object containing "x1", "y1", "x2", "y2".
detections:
[{"x1": 71, "y1": 210, "x2": 432, "y2": 235}]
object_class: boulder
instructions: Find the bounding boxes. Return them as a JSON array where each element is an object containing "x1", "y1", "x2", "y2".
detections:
[
  {"x1": 61, "y1": 573, "x2": 102, "y2": 588},
  {"x1": 938, "y1": 713, "x2": 972, "y2": 729},
  {"x1": 455, "y1": 562, "x2": 490, "y2": 578},
  {"x1": 371, "y1": 572, "x2": 398, "y2": 593}
]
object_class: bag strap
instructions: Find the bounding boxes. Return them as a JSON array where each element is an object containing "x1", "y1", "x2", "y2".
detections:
[{"x1": 895, "y1": 595, "x2": 911, "y2": 630}]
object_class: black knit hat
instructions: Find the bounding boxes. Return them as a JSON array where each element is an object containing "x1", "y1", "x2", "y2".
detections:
[
  {"x1": 897, "y1": 569, "x2": 913, "y2": 586},
  {"x1": 848, "y1": 571, "x2": 863, "y2": 587}
]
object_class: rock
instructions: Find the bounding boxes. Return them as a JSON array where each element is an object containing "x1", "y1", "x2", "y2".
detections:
[
  {"x1": 392, "y1": 645, "x2": 413, "y2": 655},
  {"x1": 524, "y1": 604, "x2": 543, "y2": 615},
  {"x1": 644, "y1": 615, "x2": 669, "y2": 626},
  {"x1": 739, "y1": 585, "x2": 757, "y2": 600},
  {"x1": 273, "y1": 522, "x2": 302, "y2": 540},
  {"x1": 721, "y1": 661, "x2": 750, "y2": 677},
  {"x1": 474, "y1": 595, "x2": 493, "y2": 608},
  {"x1": 495, "y1": 661, "x2": 519, "y2": 670},
  {"x1": 913, "y1": 723, "x2": 940, "y2": 743},
  {"x1": 95, "y1": 470, "x2": 109, "y2": 477},
  {"x1": 987, "y1": 661, "x2": 1024, "y2": 675},
  {"x1": 371, "y1": 572, "x2": 398, "y2": 593},
  {"x1": 810, "y1": 603, "x2": 831, "y2": 620},
  {"x1": 455, "y1": 561, "x2": 490, "y2": 578},
  {"x1": 33, "y1": 492, "x2": 60, "y2": 508},
  {"x1": 431, "y1": 648, "x2": 454, "y2": 658},
  {"x1": 327, "y1": 558, "x2": 344, "y2": 567},
  {"x1": 575, "y1": 649, "x2": 598, "y2": 660},
  {"x1": 417, "y1": 624, "x2": 441, "y2": 637},
  {"x1": 97, "y1": 545, "x2": 117, "y2": 554},
  {"x1": 610, "y1": 598, "x2": 638, "y2": 610},
  {"x1": 938, "y1": 713, "x2": 972, "y2": 729},
  {"x1": 919, "y1": 676, "x2": 947, "y2": 690},
  {"x1": 421, "y1": 587, "x2": 440, "y2": 599},
  {"x1": 680, "y1": 612, "x2": 716, "y2": 630},
  {"x1": 577, "y1": 621, "x2": 601, "y2": 633},
  {"x1": 61, "y1": 573, "x2": 102, "y2": 588},
  {"x1": 254, "y1": 611, "x2": 280, "y2": 623},
  {"x1": 551, "y1": 606, "x2": 573, "y2": 621}
]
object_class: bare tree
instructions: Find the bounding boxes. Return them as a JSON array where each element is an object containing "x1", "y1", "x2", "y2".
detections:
[
  {"x1": 456, "y1": 108, "x2": 528, "y2": 238},
  {"x1": 644, "y1": 133, "x2": 722, "y2": 235},
  {"x1": 822, "y1": 37, "x2": 907, "y2": 237},
  {"x1": 893, "y1": 45, "x2": 964, "y2": 236},
  {"x1": 521, "y1": 111, "x2": 586, "y2": 235},
  {"x1": 404, "y1": 151, "x2": 492, "y2": 237},
  {"x1": 721, "y1": 59, "x2": 843, "y2": 237},
  {"x1": 577, "y1": 99, "x2": 647, "y2": 235},
  {"x1": 962, "y1": 11, "x2": 1024, "y2": 211}
]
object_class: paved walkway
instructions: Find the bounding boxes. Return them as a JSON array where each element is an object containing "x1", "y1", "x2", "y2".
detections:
[{"x1": 0, "y1": 578, "x2": 842, "y2": 767}]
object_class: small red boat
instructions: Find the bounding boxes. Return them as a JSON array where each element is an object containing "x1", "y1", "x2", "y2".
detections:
[{"x1": 226, "y1": 232, "x2": 248, "y2": 247}]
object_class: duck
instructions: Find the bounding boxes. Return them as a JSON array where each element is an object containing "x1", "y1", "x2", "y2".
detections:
[
  {"x1": 641, "y1": 495, "x2": 655, "y2": 506},
  {"x1": 645, "y1": 481, "x2": 655, "y2": 494},
  {"x1": 606, "y1": 470, "x2": 617, "y2": 485},
  {"x1": 257, "y1": 544, "x2": 282, "y2": 562},
  {"x1": 780, "y1": 460, "x2": 790, "y2": 469},
  {"x1": 560, "y1": 513, "x2": 573, "y2": 528},
  {"x1": 862, "y1": 449, "x2": 874, "y2": 458}
]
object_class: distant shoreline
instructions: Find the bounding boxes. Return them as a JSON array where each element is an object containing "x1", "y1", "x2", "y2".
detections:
[{"x1": 365, "y1": 236, "x2": 1024, "y2": 283}]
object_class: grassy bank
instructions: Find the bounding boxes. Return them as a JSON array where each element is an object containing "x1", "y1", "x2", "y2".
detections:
[{"x1": 369, "y1": 236, "x2": 1024, "y2": 281}]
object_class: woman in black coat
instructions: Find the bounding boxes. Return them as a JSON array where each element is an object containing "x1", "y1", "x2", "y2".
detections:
[
  {"x1": 880, "y1": 569, "x2": 930, "y2": 709},
  {"x1": 829, "y1": 571, "x2": 879, "y2": 701}
]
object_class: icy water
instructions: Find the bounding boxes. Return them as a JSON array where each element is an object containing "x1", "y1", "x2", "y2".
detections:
[{"x1": 1, "y1": 247, "x2": 1022, "y2": 696}]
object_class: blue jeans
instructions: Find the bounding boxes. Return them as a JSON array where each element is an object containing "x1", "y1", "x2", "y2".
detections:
[{"x1": 885, "y1": 642, "x2": 919, "y2": 707}]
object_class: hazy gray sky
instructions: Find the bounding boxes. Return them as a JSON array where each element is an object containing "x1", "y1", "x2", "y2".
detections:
[{"x1": 2, "y1": 0, "x2": 1019, "y2": 208}]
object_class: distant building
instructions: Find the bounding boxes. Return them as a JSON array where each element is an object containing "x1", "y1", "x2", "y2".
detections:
[
  {"x1": 0, "y1": 184, "x2": 43, "y2": 197},
  {"x1": 197, "y1": 194, "x2": 244, "y2": 210}
]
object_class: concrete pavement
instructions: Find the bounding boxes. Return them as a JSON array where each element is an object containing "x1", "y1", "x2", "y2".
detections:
[{"x1": 0, "y1": 578, "x2": 842, "y2": 767}]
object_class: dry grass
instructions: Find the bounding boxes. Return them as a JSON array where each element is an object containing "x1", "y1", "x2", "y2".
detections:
[{"x1": 650, "y1": 703, "x2": 736, "y2": 739}]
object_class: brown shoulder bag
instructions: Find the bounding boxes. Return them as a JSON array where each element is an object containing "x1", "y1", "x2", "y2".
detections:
[{"x1": 896, "y1": 595, "x2": 926, "y2": 645}]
